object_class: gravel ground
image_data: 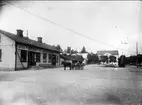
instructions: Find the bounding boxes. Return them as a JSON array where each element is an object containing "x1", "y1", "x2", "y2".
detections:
[{"x1": 0, "y1": 64, "x2": 142, "y2": 105}]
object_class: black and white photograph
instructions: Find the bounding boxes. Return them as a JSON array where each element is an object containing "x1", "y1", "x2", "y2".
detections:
[{"x1": 0, "y1": 0, "x2": 142, "y2": 105}]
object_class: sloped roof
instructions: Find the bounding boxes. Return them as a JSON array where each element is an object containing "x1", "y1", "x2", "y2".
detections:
[
  {"x1": 71, "y1": 55, "x2": 84, "y2": 61},
  {"x1": 97, "y1": 50, "x2": 119, "y2": 56},
  {"x1": 60, "y1": 54, "x2": 84, "y2": 61},
  {"x1": 0, "y1": 29, "x2": 61, "y2": 53}
]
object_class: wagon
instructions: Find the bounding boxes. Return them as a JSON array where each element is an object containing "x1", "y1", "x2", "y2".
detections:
[
  {"x1": 61, "y1": 54, "x2": 85, "y2": 70},
  {"x1": 70, "y1": 55, "x2": 85, "y2": 70}
]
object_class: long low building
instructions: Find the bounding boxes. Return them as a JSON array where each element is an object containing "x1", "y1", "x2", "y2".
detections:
[{"x1": 0, "y1": 29, "x2": 61, "y2": 71}]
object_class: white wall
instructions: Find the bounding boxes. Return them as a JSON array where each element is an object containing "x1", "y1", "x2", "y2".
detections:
[{"x1": 0, "y1": 33, "x2": 15, "y2": 70}]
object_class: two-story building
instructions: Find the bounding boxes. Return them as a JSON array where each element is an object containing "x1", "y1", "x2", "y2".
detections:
[{"x1": 0, "y1": 29, "x2": 61, "y2": 71}]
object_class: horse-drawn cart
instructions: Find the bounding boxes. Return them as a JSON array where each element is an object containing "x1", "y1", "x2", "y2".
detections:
[{"x1": 61, "y1": 54, "x2": 85, "y2": 70}]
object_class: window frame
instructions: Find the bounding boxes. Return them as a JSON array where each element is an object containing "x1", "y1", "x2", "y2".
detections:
[
  {"x1": 48, "y1": 53, "x2": 52, "y2": 63},
  {"x1": 43, "y1": 53, "x2": 47, "y2": 63},
  {"x1": 36, "y1": 53, "x2": 41, "y2": 62},
  {"x1": 20, "y1": 50, "x2": 27, "y2": 62}
]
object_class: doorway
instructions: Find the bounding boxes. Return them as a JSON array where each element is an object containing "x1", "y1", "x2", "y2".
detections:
[
  {"x1": 52, "y1": 54, "x2": 56, "y2": 66},
  {"x1": 28, "y1": 51, "x2": 36, "y2": 67}
]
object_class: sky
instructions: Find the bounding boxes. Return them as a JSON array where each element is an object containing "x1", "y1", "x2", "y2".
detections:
[{"x1": 0, "y1": 1, "x2": 142, "y2": 56}]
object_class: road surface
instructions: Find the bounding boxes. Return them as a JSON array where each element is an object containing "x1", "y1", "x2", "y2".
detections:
[{"x1": 0, "y1": 64, "x2": 142, "y2": 105}]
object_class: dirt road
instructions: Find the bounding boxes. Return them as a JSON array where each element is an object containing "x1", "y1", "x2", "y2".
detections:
[{"x1": 0, "y1": 64, "x2": 141, "y2": 105}]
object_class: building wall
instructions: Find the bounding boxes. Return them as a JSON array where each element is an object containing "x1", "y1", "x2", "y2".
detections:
[
  {"x1": 0, "y1": 33, "x2": 15, "y2": 71},
  {"x1": 36, "y1": 50, "x2": 51, "y2": 66},
  {"x1": 98, "y1": 55, "x2": 119, "y2": 63},
  {"x1": 16, "y1": 43, "x2": 60, "y2": 69},
  {"x1": 36, "y1": 52, "x2": 60, "y2": 67},
  {"x1": 16, "y1": 49, "x2": 28, "y2": 69}
]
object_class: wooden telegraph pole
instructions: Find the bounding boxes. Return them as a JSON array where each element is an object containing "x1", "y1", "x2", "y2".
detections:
[{"x1": 136, "y1": 42, "x2": 138, "y2": 68}]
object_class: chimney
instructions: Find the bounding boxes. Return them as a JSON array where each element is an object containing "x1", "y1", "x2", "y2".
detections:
[
  {"x1": 37, "y1": 37, "x2": 42, "y2": 43},
  {"x1": 16, "y1": 29, "x2": 23, "y2": 37}
]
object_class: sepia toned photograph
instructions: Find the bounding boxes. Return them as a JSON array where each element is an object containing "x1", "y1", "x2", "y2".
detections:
[{"x1": 0, "y1": 0, "x2": 142, "y2": 105}]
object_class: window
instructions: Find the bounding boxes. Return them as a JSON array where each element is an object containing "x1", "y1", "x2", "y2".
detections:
[
  {"x1": 48, "y1": 54, "x2": 52, "y2": 63},
  {"x1": 21, "y1": 50, "x2": 27, "y2": 62},
  {"x1": 0, "y1": 50, "x2": 1, "y2": 62},
  {"x1": 36, "y1": 53, "x2": 40, "y2": 62},
  {"x1": 43, "y1": 53, "x2": 47, "y2": 63}
]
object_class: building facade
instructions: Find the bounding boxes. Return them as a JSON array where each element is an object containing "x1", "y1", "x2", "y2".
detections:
[
  {"x1": 97, "y1": 50, "x2": 119, "y2": 63},
  {"x1": 0, "y1": 29, "x2": 61, "y2": 71}
]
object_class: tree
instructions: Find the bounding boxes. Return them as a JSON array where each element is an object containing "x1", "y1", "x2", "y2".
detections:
[
  {"x1": 66, "y1": 47, "x2": 71, "y2": 54},
  {"x1": 56, "y1": 45, "x2": 63, "y2": 52},
  {"x1": 63, "y1": 49, "x2": 67, "y2": 54},
  {"x1": 80, "y1": 46, "x2": 87, "y2": 53},
  {"x1": 92, "y1": 53, "x2": 99, "y2": 63},
  {"x1": 87, "y1": 53, "x2": 99, "y2": 64},
  {"x1": 128, "y1": 55, "x2": 137, "y2": 65},
  {"x1": 87, "y1": 53, "x2": 92, "y2": 64},
  {"x1": 71, "y1": 49, "x2": 78, "y2": 54}
]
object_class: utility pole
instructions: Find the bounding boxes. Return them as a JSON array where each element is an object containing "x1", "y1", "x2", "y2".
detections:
[
  {"x1": 136, "y1": 42, "x2": 138, "y2": 55},
  {"x1": 136, "y1": 42, "x2": 138, "y2": 67}
]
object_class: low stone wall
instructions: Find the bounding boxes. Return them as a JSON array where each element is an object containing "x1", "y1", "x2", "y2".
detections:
[
  {"x1": 39, "y1": 64, "x2": 52, "y2": 68},
  {"x1": 0, "y1": 67, "x2": 15, "y2": 71}
]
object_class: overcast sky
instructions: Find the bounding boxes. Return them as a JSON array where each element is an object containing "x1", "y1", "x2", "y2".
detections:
[{"x1": 0, "y1": 1, "x2": 141, "y2": 56}]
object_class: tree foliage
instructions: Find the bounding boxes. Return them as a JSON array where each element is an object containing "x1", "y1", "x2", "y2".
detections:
[
  {"x1": 87, "y1": 53, "x2": 99, "y2": 64},
  {"x1": 124, "y1": 54, "x2": 142, "y2": 65},
  {"x1": 66, "y1": 47, "x2": 71, "y2": 54},
  {"x1": 56, "y1": 44, "x2": 63, "y2": 52},
  {"x1": 80, "y1": 46, "x2": 87, "y2": 53},
  {"x1": 71, "y1": 49, "x2": 78, "y2": 54}
]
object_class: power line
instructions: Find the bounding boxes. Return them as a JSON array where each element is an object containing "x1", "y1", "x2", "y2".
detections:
[{"x1": 4, "y1": 1, "x2": 136, "y2": 54}]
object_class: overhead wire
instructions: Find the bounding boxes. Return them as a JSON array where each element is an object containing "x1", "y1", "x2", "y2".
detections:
[{"x1": 4, "y1": 1, "x2": 136, "y2": 54}]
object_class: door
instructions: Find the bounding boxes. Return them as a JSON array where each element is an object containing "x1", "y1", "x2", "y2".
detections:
[
  {"x1": 52, "y1": 55, "x2": 56, "y2": 66},
  {"x1": 28, "y1": 51, "x2": 36, "y2": 67}
]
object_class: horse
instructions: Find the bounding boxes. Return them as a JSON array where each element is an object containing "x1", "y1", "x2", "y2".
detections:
[
  {"x1": 72, "y1": 61, "x2": 85, "y2": 70},
  {"x1": 61, "y1": 60, "x2": 72, "y2": 70}
]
